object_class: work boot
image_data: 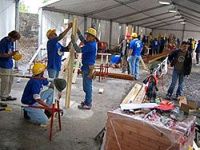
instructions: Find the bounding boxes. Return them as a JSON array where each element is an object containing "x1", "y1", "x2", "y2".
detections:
[
  {"x1": 0, "y1": 102, "x2": 7, "y2": 107},
  {"x1": 165, "y1": 93, "x2": 172, "y2": 100},
  {"x1": 45, "y1": 110, "x2": 52, "y2": 119},
  {"x1": 1, "y1": 96, "x2": 17, "y2": 101},
  {"x1": 24, "y1": 110, "x2": 30, "y2": 120},
  {"x1": 78, "y1": 102, "x2": 91, "y2": 110}
]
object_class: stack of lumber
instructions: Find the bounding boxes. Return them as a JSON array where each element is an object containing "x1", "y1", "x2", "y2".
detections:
[
  {"x1": 104, "y1": 108, "x2": 196, "y2": 150},
  {"x1": 143, "y1": 50, "x2": 171, "y2": 64},
  {"x1": 121, "y1": 83, "x2": 145, "y2": 104}
]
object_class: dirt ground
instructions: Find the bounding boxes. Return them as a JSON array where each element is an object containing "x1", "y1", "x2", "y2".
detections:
[{"x1": 0, "y1": 61, "x2": 199, "y2": 150}]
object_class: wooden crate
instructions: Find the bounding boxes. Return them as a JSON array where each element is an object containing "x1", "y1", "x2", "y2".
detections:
[{"x1": 104, "y1": 109, "x2": 195, "y2": 150}]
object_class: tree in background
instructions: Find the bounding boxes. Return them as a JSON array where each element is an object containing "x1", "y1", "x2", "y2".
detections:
[
  {"x1": 19, "y1": 1, "x2": 29, "y2": 13},
  {"x1": 43, "y1": 0, "x2": 51, "y2": 3}
]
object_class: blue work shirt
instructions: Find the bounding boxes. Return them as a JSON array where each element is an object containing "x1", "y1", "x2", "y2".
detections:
[
  {"x1": 0, "y1": 37, "x2": 14, "y2": 69},
  {"x1": 47, "y1": 37, "x2": 65, "y2": 71},
  {"x1": 81, "y1": 41, "x2": 97, "y2": 71},
  {"x1": 130, "y1": 38, "x2": 143, "y2": 56},
  {"x1": 21, "y1": 78, "x2": 49, "y2": 105},
  {"x1": 152, "y1": 40, "x2": 159, "y2": 49}
]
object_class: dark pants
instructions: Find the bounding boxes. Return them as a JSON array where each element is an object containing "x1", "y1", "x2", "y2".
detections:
[{"x1": 196, "y1": 52, "x2": 199, "y2": 64}]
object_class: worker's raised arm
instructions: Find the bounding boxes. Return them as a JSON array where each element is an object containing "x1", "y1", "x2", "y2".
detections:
[
  {"x1": 71, "y1": 35, "x2": 82, "y2": 53},
  {"x1": 77, "y1": 28, "x2": 86, "y2": 43},
  {"x1": 57, "y1": 22, "x2": 73, "y2": 41}
]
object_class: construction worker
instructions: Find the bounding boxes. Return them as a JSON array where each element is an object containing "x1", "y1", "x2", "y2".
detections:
[
  {"x1": 0, "y1": 30, "x2": 21, "y2": 101},
  {"x1": 46, "y1": 22, "x2": 72, "y2": 78},
  {"x1": 72, "y1": 27, "x2": 97, "y2": 110},
  {"x1": 21, "y1": 63, "x2": 54, "y2": 126},
  {"x1": 166, "y1": 41, "x2": 192, "y2": 100},
  {"x1": 195, "y1": 40, "x2": 200, "y2": 66},
  {"x1": 119, "y1": 33, "x2": 131, "y2": 74},
  {"x1": 127, "y1": 33, "x2": 143, "y2": 80}
]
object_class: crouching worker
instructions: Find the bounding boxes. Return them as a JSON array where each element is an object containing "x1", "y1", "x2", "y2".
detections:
[{"x1": 21, "y1": 63, "x2": 53, "y2": 126}]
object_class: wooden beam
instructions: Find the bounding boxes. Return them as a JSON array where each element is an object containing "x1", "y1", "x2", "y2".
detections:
[
  {"x1": 121, "y1": 83, "x2": 142, "y2": 104},
  {"x1": 65, "y1": 18, "x2": 77, "y2": 108}
]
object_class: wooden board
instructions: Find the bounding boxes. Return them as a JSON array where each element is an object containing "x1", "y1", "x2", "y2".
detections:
[
  {"x1": 65, "y1": 18, "x2": 77, "y2": 108},
  {"x1": 143, "y1": 50, "x2": 170, "y2": 64},
  {"x1": 134, "y1": 84, "x2": 146, "y2": 103},
  {"x1": 121, "y1": 83, "x2": 142, "y2": 104},
  {"x1": 104, "y1": 109, "x2": 195, "y2": 150}
]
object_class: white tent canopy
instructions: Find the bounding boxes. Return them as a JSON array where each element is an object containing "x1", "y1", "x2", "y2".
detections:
[
  {"x1": 0, "y1": 0, "x2": 17, "y2": 39},
  {"x1": 39, "y1": 0, "x2": 200, "y2": 46}
]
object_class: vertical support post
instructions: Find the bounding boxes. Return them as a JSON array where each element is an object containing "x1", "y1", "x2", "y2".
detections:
[
  {"x1": 84, "y1": 16, "x2": 87, "y2": 32},
  {"x1": 14, "y1": 0, "x2": 20, "y2": 69},
  {"x1": 38, "y1": 8, "x2": 43, "y2": 46},
  {"x1": 182, "y1": 24, "x2": 185, "y2": 42},
  {"x1": 65, "y1": 18, "x2": 77, "y2": 108},
  {"x1": 109, "y1": 20, "x2": 113, "y2": 49}
]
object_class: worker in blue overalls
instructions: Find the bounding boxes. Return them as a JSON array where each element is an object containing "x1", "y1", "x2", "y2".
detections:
[
  {"x1": 72, "y1": 28, "x2": 98, "y2": 110},
  {"x1": 46, "y1": 22, "x2": 72, "y2": 79},
  {"x1": 127, "y1": 33, "x2": 143, "y2": 80}
]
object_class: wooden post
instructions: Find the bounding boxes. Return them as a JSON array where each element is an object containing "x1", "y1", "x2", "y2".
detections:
[
  {"x1": 65, "y1": 18, "x2": 77, "y2": 108},
  {"x1": 139, "y1": 57, "x2": 148, "y2": 71}
]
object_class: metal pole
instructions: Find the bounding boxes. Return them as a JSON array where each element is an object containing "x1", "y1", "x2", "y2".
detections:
[
  {"x1": 14, "y1": 0, "x2": 20, "y2": 69},
  {"x1": 181, "y1": 24, "x2": 186, "y2": 42},
  {"x1": 109, "y1": 20, "x2": 113, "y2": 49},
  {"x1": 84, "y1": 16, "x2": 87, "y2": 32}
]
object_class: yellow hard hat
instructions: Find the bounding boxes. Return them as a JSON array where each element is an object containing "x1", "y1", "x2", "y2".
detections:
[
  {"x1": 46, "y1": 29, "x2": 56, "y2": 39},
  {"x1": 13, "y1": 51, "x2": 22, "y2": 61},
  {"x1": 131, "y1": 33, "x2": 138, "y2": 38},
  {"x1": 85, "y1": 28, "x2": 97, "y2": 38},
  {"x1": 32, "y1": 63, "x2": 46, "y2": 75}
]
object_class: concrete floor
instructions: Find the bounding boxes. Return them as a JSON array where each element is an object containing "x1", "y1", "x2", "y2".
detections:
[
  {"x1": 0, "y1": 68, "x2": 136, "y2": 150},
  {"x1": 0, "y1": 62, "x2": 200, "y2": 150}
]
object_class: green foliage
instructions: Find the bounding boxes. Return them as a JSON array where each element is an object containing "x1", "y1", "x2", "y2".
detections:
[
  {"x1": 43, "y1": 0, "x2": 51, "y2": 3},
  {"x1": 19, "y1": 1, "x2": 29, "y2": 13}
]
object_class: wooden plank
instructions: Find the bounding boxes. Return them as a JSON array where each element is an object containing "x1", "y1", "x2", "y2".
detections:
[
  {"x1": 104, "y1": 110, "x2": 196, "y2": 150},
  {"x1": 143, "y1": 50, "x2": 170, "y2": 64},
  {"x1": 139, "y1": 57, "x2": 148, "y2": 71},
  {"x1": 65, "y1": 18, "x2": 77, "y2": 108},
  {"x1": 134, "y1": 84, "x2": 145, "y2": 103},
  {"x1": 121, "y1": 83, "x2": 142, "y2": 104},
  {"x1": 72, "y1": 53, "x2": 82, "y2": 84}
]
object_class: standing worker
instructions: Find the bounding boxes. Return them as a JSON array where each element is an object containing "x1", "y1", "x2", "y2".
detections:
[
  {"x1": 195, "y1": 40, "x2": 200, "y2": 66},
  {"x1": 46, "y1": 22, "x2": 72, "y2": 78},
  {"x1": 0, "y1": 30, "x2": 21, "y2": 101},
  {"x1": 119, "y1": 33, "x2": 131, "y2": 74},
  {"x1": 166, "y1": 41, "x2": 192, "y2": 100},
  {"x1": 127, "y1": 33, "x2": 143, "y2": 80},
  {"x1": 72, "y1": 28, "x2": 97, "y2": 110}
]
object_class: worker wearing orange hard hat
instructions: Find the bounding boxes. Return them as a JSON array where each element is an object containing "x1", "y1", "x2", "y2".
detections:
[{"x1": 0, "y1": 30, "x2": 21, "y2": 101}]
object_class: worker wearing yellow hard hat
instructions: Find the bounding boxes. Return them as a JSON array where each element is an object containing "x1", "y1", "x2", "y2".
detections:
[
  {"x1": 0, "y1": 30, "x2": 21, "y2": 101},
  {"x1": 128, "y1": 32, "x2": 143, "y2": 80},
  {"x1": 21, "y1": 62, "x2": 54, "y2": 125},
  {"x1": 71, "y1": 27, "x2": 98, "y2": 110},
  {"x1": 32, "y1": 63, "x2": 46, "y2": 76},
  {"x1": 131, "y1": 32, "x2": 138, "y2": 38},
  {"x1": 46, "y1": 22, "x2": 73, "y2": 79}
]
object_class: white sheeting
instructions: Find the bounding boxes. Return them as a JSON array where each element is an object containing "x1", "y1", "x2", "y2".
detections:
[{"x1": 0, "y1": 0, "x2": 16, "y2": 39}]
